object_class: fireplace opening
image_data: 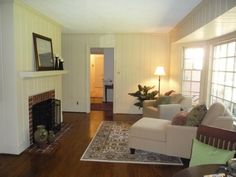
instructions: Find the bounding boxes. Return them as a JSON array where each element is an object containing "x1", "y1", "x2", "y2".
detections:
[{"x1": 32, "y1": 98, "x2": 61, "y2": 142}]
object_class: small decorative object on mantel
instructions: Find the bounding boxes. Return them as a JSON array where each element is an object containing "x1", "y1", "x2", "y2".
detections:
[
  {"x1": 34, "y1": 125, "x2": 48, "y2": 148},
  {"x1": 58, "y1": 58, "x2": 64, "y2": 70},
  {"x1": 54, "y1": 54, "x2": 59, "y2": 70}
]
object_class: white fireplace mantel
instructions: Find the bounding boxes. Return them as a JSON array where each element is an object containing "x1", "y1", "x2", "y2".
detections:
[{"x1": 19, "y1": 70, "x2": 68, "y2": 79}]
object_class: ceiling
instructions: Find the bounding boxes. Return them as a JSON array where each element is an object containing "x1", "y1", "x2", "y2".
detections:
[{"x1": 22, "y1": 0, "x2": 201, "y2": 33}]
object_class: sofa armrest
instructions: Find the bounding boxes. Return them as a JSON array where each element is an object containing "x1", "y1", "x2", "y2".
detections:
[
  {"x1": 210, "y1": 116, "x2": 234, "y2": 130},
  {"x1": 166, "y1": 125, "x2": 198, "y2": 158},
  {"x1": 143, "y1": 100, "x2": 156, "y2": 107},
  {"x1": 159, "y1": 104, "x2": 181, "y2": 120}
]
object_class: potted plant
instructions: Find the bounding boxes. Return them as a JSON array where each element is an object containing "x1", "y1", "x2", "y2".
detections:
[{"x1": 128, "y1": 85, "x2": 159, "y2": 109}]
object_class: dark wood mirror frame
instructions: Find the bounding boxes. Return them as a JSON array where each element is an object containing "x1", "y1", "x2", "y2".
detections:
[{"x1": 33, "y1": 33, "x2": 54, "y2": 71}]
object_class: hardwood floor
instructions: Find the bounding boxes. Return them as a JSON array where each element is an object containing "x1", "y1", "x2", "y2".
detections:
[{"x1": 0, "y1": 111, "x2": 186, "y2": 177}]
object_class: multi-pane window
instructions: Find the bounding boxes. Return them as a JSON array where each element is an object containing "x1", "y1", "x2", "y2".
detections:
[
  {"x1": 210, "y1": 41, "x2": 236, "y2": 117},
  {"x1": 182, "y1": 48, "x2": 204, "y2": 105}
]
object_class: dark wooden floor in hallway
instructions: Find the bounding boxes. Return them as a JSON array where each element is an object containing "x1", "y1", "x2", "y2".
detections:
[
  {"x1": 91, "y1": 102, "x2": 113, "y2": 111},
  {"x1": 0, "y1": 111, "x2": 186, "y2": 177}
]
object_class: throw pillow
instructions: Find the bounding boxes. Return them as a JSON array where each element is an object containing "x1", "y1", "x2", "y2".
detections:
[
  {"x1": 164, "y1": 90, "x2": 175, "y2": 96},
  {"x1": 171, "y1": 111, "x2": 188, "y2": 125},
  {"x1": 189, "y1": 138, "x2": 235, "y2": 167},
  {"x1": 185, "y1": 104, "x2": 207, "y2": 126},
  {"x1": 171, "y1": 94, "x2": 184, "y2": 104},
  {"x1": 155, "y1": 96, "x2": 171, "y2": 107}
]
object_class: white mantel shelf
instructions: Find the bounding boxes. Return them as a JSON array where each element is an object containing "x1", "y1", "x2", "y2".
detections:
[{"x1": 19, "y1": 70, "x2": 68, "y2": 79}]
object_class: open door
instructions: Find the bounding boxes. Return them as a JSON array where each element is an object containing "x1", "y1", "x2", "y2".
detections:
[{"x1": 90, "y1": 54, "x2": 104, "y2": 103}]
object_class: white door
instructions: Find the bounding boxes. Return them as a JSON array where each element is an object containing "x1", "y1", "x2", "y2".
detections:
[{"x1": 90, "y1": 54, "x2": 104, "y2": 97}]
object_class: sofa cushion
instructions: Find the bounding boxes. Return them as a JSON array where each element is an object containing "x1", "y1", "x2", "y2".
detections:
[
  {"x1": 185, "y1": 104, "x2": 207, "y2": 126},
  {"x1": 154, "y1": 96, "x2": 171, "y2": 107},
  {"x1": 171, "y1": 111, "x2": 188, "y2": 125},
  {"x1": 189, "y1": 138, "x2": 235, "y2": 167},
  {"x1": 201, "y1": 102, "x2": 225, "y2": 126},
  {"x1": 129, "y1": 118, "x2": 171, "y2": 141}
]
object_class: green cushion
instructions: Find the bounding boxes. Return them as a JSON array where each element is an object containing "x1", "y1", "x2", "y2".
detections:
[
  {"x1": 154, "y1": 96, "x2": 171, "y2": 107},
  {"x1": 189, "y1": 138, "x2": 235, "y2": 167},
  {"x1": 185, "y1": 104, "x2": 207, "y2": 126}
]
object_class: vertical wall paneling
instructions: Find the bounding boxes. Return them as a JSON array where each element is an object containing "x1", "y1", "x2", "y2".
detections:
[
  {"x1": 0, "y1": 3, "x2": 4, "y2": 152},
  {"x1": 62, "y1": 33, "x2": 170, "y2": 114},
  {"x1": 0, "y1": 1, "x2": 19, "y2": 154}
]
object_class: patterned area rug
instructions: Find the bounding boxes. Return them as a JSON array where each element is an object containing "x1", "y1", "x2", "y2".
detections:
[
  {"x1": 27, "y1": 122, "x2": 71, "y2": 154},
  {"x1": 81, "y1": 121, "x2": 183, "y2": 165}
]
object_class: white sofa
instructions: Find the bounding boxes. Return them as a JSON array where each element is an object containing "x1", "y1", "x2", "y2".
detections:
[
  {"x1": 128, "y1": 102, "x2": 235, "y2": 158},
  {"x1": 143, "y1": 95, "x2": 192, "y2": 119}
]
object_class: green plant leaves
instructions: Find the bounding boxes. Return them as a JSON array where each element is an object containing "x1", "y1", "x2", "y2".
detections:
[{"x1": 129, "y1": 85, "x2": 159, "y2": 109}]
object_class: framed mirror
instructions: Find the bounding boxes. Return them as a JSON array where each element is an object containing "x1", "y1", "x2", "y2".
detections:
[{"x1": 33, "y1": 33, "x2": 54, "y2": 71}]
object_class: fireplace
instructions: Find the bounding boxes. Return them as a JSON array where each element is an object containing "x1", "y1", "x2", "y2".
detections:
[
  {"x1": 28, "y1": 90, "x2": 61, "y2": 145},
  {"x1": 32, "y1": 99, "x2": 61, "y2": 142}
]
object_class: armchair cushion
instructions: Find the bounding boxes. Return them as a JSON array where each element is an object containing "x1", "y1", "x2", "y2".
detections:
[
  {"x1": 185, "y1": 104, "x2": 207, "y2": 126},
  {"x1": 189, "y1": 138, "x2": 235, "y2": 167},
  {"x1": 154, "y1": 96, "x2": 171, "y2": 107},
  {"x1": 159, "y1": 104, "x2": 181, "y2": 120}
]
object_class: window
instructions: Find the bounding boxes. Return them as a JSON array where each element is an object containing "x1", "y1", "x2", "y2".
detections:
[
  {"x1": 182, "y1": 48, "x2": 204, "y2": 105},
  {"x1": 210, "y1": 41, "x2": 236, "y2": 117}
]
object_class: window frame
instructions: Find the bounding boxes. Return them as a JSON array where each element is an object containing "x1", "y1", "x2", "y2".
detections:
[
  {"x1": 181, "y1": 46, "x2": 206, "y2": 105},
  {"x1": 209, "y1": 39, "x2": 236, "y2": 117}
]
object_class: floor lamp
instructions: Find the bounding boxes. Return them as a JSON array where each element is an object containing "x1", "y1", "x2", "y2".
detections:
[{"x1": 154, "y1": 66, "x2": 166, "y2": 96}]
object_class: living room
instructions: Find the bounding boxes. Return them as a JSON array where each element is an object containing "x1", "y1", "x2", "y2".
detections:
[{"x1": 0, "y1": 0, "x2": 236, "y2": 177}]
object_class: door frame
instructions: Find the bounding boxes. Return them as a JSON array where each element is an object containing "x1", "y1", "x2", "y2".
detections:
[{"x1": 85, "y1": 46, "x2": 116, "y2": 113}]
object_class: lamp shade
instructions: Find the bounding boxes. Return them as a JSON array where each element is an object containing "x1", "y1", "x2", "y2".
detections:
[{"x1": 154, "y1": 66, "x2": 166, "y2": 76}]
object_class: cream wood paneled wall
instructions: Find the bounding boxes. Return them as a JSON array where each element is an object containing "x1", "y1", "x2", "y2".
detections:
[
  {"x1": 0, "y1": 1, "x2": 3, "y2": 153},
  {"x1": 0, "y1": 0, "x2": 62, "y2": 154},
  {"x1": 62, "y1": 33, "x2": 170, "y2": 114},
  {"x1": 0, "y1": 1, "x2": 19, "y2": 154},
  {"x1": 0, "y1": 8, "x2": 3, "y2": 152},
  {"x1": 170, "y1": 0, "x2": 236, "y2": 42},
  {"x1": 13, "y1": 1, "x2": 62, "y2": 154},
  {"x1": 14, "y1": 0, "x2": 61, "y2": 71}
]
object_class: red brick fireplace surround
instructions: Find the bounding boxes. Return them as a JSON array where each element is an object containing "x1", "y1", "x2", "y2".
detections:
[{"x1": 28, "y1": 90, "x2": 55, "y2": 145}]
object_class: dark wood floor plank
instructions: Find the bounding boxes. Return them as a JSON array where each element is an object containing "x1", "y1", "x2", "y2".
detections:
[{"x1": 0, "y1": 111, "x2": 184, "y2": 177}]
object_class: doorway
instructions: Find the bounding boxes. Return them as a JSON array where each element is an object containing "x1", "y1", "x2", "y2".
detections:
[
  {"x1": 90, "y1": 54, "x2": 104, "y2": 103},
  {"x1": 89, "y1": 48, "x2": 114, "y2": 112}
]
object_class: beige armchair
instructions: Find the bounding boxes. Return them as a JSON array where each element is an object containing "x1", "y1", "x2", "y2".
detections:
[
  {"x1": 128, "y1": 102, "x2": 235, "y2": 158},
  {"x1": 143, "y1": 95, "x2": 192, "y2": 118}
]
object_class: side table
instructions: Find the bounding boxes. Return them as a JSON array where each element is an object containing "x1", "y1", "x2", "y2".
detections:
[
  {"x1": 173, "y1": 164, "x2": 223, "y2": 177},
  {"x1": 104, "y1": 84, "x2": 113, "y2": 102}
]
